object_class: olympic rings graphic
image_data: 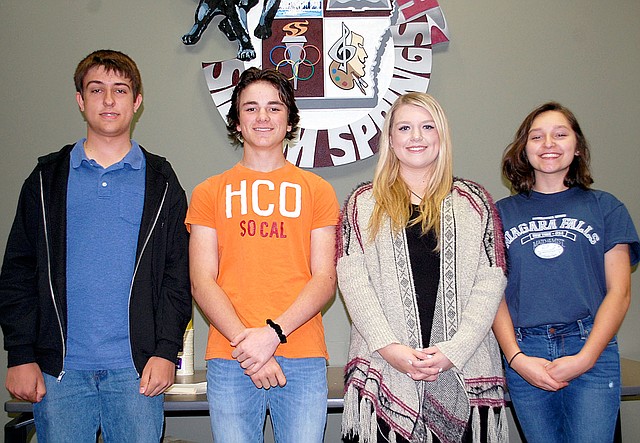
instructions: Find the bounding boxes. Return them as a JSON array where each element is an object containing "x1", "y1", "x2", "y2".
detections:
[
  {"x1": 269, "y1": 44, "x2": 321, "y2": 82},
  {"x1": 275, "y1": 59, "x2": 315, "y2": 81}
]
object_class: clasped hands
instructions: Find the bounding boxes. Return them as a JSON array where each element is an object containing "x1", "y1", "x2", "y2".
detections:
[
  {"x1": 379, "y1": 343, "x2": 453, "y2": 382},
  {"x1": 510, "y1": 353, "x2": 591, "y2": 391},
  {"x1": 230, "y1": 326, "x2": 287, "y2": 389}
]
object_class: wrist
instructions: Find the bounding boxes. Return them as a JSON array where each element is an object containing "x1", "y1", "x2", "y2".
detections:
[
  {"x1": 575, "y1": 349, "x2": 597, "y2": 369},
  {"x1": 266, "y1": 319, "x2": 287, "y2": 344},
  {"x1": 508, "y1": 351, "x2": 524, "y2": 367}
]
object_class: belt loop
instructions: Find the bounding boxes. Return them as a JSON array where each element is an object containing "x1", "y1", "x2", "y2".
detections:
[
  {"x1": 577, "y1": 318, "x2": 587, "y2": 339},
  {"x1": 515, "y1": 328, "x2": 523, "y2": 341}
]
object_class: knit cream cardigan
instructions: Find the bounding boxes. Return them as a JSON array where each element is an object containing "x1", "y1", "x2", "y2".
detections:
[{"x1": 337, "y1": 179, "x2": 508, "y2": 443}]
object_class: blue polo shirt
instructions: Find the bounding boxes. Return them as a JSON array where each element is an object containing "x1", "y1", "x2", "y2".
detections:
[{"x1": 65, "y1": 139, "x2": 146, "y2": 370}]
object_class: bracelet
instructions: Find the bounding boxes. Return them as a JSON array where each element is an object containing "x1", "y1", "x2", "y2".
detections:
[
  {"x1": 508, "y1": 351, "x2": 524, "y2": 367},
  {"x1": 266, "y1": 319, "x2": 287, "y2": 344}
]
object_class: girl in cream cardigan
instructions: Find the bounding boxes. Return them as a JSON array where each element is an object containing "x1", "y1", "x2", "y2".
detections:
[{"x1": 337, "y1": 93, "x2": 508, "y2": 443}]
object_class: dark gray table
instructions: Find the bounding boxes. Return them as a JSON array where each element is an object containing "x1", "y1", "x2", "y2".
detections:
[{"x1": 6, "y1": 362, "x2": 640, "y2": 442}]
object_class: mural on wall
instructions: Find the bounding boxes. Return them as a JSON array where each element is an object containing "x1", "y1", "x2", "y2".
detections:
[{"x1": 182, "y1": 0, "x2": 450, "y2": 168}]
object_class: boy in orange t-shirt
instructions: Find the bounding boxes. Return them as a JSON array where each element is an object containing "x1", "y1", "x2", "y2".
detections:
[{"x1": 186, "y1": 68, "x2": 339, "y2": 442}]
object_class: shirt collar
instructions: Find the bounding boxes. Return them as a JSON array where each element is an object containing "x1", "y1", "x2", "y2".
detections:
[{"x1": 70, "y1": 138, "x2": 144, "y2": 170}]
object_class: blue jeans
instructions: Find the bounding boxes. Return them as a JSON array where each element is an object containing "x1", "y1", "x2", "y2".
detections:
[
  {"x1": 207, "y1": 356, "x2": 328, "y2": 443},
  {"x1": 505, "y1": 316, "x2": 620, "y2": 443},
  {"x1": 33, "y1": 368, "x2": 164, "y2": 443}
]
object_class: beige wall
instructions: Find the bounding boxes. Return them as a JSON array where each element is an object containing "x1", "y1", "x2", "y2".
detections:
[{"x1": 1, "y1": 0, "x2": 639, "y2": 441}]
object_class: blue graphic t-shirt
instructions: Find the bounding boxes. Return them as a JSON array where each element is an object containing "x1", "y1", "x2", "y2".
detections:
[{"x1": 497, "y1": 187, "x2": 639, "y2": 328}]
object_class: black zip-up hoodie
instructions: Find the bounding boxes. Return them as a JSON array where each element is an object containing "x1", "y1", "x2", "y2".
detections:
[{"x1": 0, "y1": 144, "x2": 192, "y2": 377}]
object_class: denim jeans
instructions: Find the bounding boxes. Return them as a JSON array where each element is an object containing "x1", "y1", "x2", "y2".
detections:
[
  {"x1": 207, "y1": 356, "x2": 328, "y2": 443},
  {"x1": 33, "y1": 367, "x2": 164, "y2": 443},
  {"x1": 505, "y1": 315, "x2": 620, "y2": 443}
]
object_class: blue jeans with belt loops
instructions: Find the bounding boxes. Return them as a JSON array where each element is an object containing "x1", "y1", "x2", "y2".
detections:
[
  {"x1": 33, "y1": 367, "x2": 164, "y2": 443},
  {"x1": 207, "y1": 356, "x2": 328, "y2": 443},
  {"x1": 505, "y1": 315, "x2": 620, "y2": 443}
]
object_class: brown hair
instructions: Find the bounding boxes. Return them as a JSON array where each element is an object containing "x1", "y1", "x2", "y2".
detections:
[
  {"x1": 226, "y1": 68, "x2": 300, "y2": 146},
  {"x1": 74, "y1": 50, "x2": 142, "y2": 98},
  {"x1": 502, "y1": 102, "x2": 593, "y2": 193}
]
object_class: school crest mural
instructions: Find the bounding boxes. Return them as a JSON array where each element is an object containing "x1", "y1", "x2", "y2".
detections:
[{"x1": 182, "y1": 0, "x2": 449, "y2": 168}]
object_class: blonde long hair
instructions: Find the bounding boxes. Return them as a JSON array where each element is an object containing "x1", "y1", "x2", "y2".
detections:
[{"x1": 368, "y1": 93, "x2": 453, "y2": 244}]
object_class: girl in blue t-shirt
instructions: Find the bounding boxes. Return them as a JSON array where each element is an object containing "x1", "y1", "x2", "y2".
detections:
[{"x1": 493, "y1": 102, "x2": 640, "y2": 443}]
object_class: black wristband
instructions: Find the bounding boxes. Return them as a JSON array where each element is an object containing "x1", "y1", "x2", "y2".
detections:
[
  {"x1": 508, "y1": 351, "x2": 523, "y2": 367},
  {"x1": 266, "y1": 319, "x2": 287, "y2": 344}
]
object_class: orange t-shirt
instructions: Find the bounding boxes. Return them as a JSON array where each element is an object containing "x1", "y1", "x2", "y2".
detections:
[{"x1": 186, "y1": 162, "x2": 339, "y2": 360}]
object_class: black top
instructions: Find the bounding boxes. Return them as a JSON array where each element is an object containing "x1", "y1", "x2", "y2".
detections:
[{"x1": 406, "y1": 205, "x2": 440, "y2": 347}]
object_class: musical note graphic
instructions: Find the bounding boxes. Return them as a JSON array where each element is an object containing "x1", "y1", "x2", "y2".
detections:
[
  {"x1": 327, "y1": 23, "x2": 368, "y2": 94},
  {"x1": 328, "y1": 23, "x2": 356, "y2": 73}
]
